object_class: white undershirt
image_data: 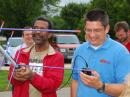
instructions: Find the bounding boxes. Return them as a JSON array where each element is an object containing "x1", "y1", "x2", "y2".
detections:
[{"x1": 90, "y1": 45, "x2": 102, "y2": 50}]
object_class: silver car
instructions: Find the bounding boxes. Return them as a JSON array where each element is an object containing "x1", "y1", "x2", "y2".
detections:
[{"x1": 4, "y1": 37, "x2": 23, "y2": 65}]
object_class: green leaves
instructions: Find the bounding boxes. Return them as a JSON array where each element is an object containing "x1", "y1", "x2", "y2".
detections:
[
  {"x1": 0, "y1": 0, "x2": 60, "y2": 37},
  {"x1": 90, "y1": 0, "x2": 130, "y2": 39}
]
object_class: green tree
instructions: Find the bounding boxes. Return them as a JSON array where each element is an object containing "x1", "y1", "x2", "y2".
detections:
[
  {"x1": 89, "y1": 0, "x2": 130, "y2": 39},
  {"x1": 60, "y1": 3, "x2": 88, "y2": 30},
  {"x1": 0, "y1": 0, "x2": 60, "y2": 38},
  {"x1": 60, "y1": 3, "x2": 90, "y2": 41},
  {"x1": 50, "y1": 16, "x2": 65, "y2": 30}
]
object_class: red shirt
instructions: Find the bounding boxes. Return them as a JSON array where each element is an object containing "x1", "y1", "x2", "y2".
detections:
[
  {"x1": 125, "y1": 42, "x2": 130, "y2": 52},
  {"x1": 116, "y1": 39, "x2": 130, "y2": 52}
]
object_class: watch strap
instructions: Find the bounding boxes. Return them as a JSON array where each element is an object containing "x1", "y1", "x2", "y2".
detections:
[{"x1": 97, "y1": 83, "x2": 105, "y2": 93}]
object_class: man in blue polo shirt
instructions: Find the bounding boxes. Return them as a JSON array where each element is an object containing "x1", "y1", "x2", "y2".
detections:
[{"x1": 71, "y1": 8, "x2": 130, "y2": 97}]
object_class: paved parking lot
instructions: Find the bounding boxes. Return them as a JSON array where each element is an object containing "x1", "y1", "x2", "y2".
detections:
[{"x1": 0, "y1": 87, "x2": 70, "y2": 97}]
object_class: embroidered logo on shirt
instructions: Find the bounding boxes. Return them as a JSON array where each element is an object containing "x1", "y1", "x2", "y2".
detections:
[{"x1": 100, "y1": 59, "x2": 111, "y2": 64}]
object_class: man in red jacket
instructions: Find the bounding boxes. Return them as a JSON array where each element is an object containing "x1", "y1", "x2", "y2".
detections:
[
  {"x1": 8, "y1": 17, "x2": 64, "y2": 97},
  {"x1": 114, "y1": 21, "x2": 130, "y2": 52}
]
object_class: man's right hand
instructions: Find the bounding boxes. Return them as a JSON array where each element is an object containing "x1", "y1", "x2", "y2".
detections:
[
  {"x1": 13, "y1": 66, "x2": 27, "y2": 82},
  {"x1": 13, "y1": 66, "x2": 34, "y2": 82}
]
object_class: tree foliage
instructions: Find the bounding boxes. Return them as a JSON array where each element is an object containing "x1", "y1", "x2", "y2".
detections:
[
  {"x1": 60, "y1": 3, "x2": 89, "y2": 41},
  {"x1": 59, "y1": 0, "x2": 130, "y2": 41},
  {"x1": 50, "y1": 16, "x2": 65, "y2": 29},
  {"x1": 0, "y1": 0, "x2": 60, "y2": 37},
  {"x1": 89, "y1": 0, "x2": 130, "y2": 38},
  {"x1": 60, "y1": 3, "x2": 88, "y2": 29}
]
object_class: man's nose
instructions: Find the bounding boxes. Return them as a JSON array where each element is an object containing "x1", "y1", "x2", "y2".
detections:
[{"x1": 89, "y1": 31, "x2": 96, "y2": 37}]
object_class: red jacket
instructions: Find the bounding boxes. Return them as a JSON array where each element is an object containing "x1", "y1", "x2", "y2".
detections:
[{"x1": 8, "y1": 47, "x2": 64, "y2": 97}]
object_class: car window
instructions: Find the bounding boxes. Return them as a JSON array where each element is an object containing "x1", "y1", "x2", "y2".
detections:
[
  {"x1": 8, "y1": 38, "x2": 23, "y2": 47},
  {"x1": 56, "y1": 35, "x2": 80, "y2": 44}
]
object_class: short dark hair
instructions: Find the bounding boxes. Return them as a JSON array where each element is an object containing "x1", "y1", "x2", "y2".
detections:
[
  {"x1": 85, "y1": 8, "x2": 109, "y2": 28},
  {"x1": 22, "y1": 26, "x2": 32, "y2": 36},
  {"x1": 32, "y1": 16, "x2": 53, "y2": 29},
  {"x1": 114, "y1": 21, "x2": 129, "y2": 32}
]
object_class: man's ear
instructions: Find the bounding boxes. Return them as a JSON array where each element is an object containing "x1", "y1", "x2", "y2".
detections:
[
  {"x1": 48, "y1": 33, "x2": 53, "y2": 38},
  {"x1": 105, "y1": 24, "x2": 110, "y2": 34}
]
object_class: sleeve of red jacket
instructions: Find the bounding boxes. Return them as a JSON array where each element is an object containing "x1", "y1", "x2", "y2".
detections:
[
  {"x1": 8, "y1": 49, "x2": 25, "y2": 86},
  {"x1": 31, "y1": 53, "x2": 64, "y2": 93},
  {"x1": 8, "y1": 64, "x2": 25, "y2": 86}
]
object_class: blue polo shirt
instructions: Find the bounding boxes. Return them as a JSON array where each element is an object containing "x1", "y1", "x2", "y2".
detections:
[{"x1": 72, "y1": 36, "x2": 130, "y2": 97}]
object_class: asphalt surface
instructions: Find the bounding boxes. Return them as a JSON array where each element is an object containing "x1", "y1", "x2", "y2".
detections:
[{"x1": 0, "y1": 87, "x2": 70, "y2": 97}]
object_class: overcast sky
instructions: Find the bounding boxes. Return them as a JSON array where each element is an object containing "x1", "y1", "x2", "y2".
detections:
[{"x1": 60, "y1": 0, "x2": 90, "y2": 6}]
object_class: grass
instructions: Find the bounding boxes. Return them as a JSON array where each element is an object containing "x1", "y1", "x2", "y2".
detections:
[
  {"x1": 60, "y1": 70, "x2": 72, "y2": 88},
  {"x1": 0, "y1": 70, "x2": 9, "y2": 91},
  {"x1": 0, "y1": 70, "x2": 72, "y2": 91}
]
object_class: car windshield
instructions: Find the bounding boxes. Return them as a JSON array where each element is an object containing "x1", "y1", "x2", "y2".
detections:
[
  {"x1": 56, "y1": 35, "x2": 79, "y2": 44},
  {"x1": 8, "y1": 38, "x2": 23, "y2": 47}
]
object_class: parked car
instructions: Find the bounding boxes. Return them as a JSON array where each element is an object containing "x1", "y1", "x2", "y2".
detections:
[
  {"x1": 4, "y1": 37, "x2": 23, "y2": 65},
  {"x1": 52, "y1": 34, "x2": 80, "y2": 60}
]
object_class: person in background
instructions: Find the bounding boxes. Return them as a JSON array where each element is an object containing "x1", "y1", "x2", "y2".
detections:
[
  {"x1": 8, "y1": 17, "x2": 64, "y2": 97},
  {"x1": 8, "y1": 26, "x2": 34, "y2": 58},
  {"x1": 114, "y1": 21, "x2": 130, "y2": 52},
  {"x1": 19, "y1": 26, "x2": 34, "y2": 48},
  {"x1": 71, "y1": 8, "x2": 130, "y2": 97}
]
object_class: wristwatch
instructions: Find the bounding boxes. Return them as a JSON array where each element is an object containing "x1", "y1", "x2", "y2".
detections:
[{"x1": 97, "y1": 83, "x2": 105, "y2": 93}]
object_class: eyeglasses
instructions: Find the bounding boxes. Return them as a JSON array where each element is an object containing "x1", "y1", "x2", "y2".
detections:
[
  {"x1": 84, "y1": 28, "x2": 104, "y2": 34},
  {"x1": 33, "y1": 26, "x2": 48, "y2": 33}
]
